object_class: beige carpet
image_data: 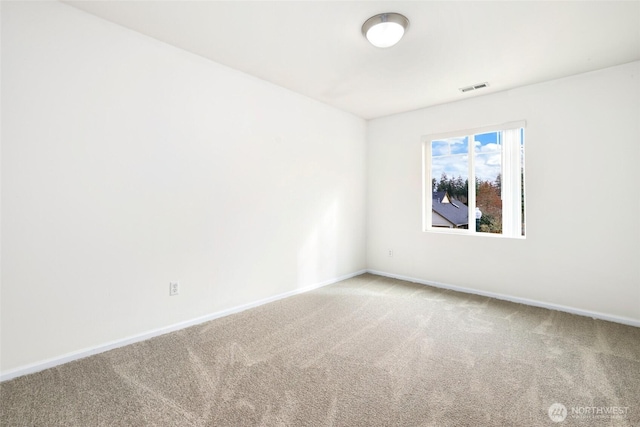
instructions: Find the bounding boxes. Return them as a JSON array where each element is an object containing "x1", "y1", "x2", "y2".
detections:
[{"x1": 1, "y1": 273, "x2": 639, "y2": 426}]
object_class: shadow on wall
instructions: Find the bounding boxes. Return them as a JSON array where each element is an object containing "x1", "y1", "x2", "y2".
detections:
[{"x1": 297, "y1": 199, "x2": 340, "y2": 287}]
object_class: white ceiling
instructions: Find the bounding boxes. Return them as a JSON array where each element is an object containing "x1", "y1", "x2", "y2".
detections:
[{"x1": 64, "y1": 1, "x2": 640, "y2": 120}]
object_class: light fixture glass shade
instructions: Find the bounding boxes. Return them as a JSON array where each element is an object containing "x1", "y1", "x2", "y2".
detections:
[{"x1": 362, "y1": 13, "x2": 409, "y2": 48}]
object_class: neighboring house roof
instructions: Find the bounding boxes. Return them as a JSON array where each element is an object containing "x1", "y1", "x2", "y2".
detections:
[{"x1": 432, "y1": 191, "x2": 468, "y2": 227}]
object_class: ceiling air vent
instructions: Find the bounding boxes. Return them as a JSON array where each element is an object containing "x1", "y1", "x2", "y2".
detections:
[{"x1": 459, "y1": 82, "x2": 489, "y2": 93}]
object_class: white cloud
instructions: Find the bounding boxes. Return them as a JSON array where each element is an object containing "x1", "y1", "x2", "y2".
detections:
[
  {"x1": 475, "y1": 153, "x2": 501, "y2": 182},
  {"x1": 431, "y1": 139, "x2": 501, "y2": 185},
  {"x1": 432, "y1": 156, "x2": 468, "y2": 182},
  {"x1": 432, "y1": 137, "x2": 469, "y2": 156},
  {"x1": 480, "y1": 142, "x2": 500, "y2": 153}
]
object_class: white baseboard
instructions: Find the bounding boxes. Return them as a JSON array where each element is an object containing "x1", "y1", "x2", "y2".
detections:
[
  {"x1": 0, "y1": 269, "x2": 367, "y2": 382},
  {"x1": 367, "y1": 269, "x2": 640, "y2": 328}
]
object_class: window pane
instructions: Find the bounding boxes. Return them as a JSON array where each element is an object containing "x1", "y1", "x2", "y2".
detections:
[
  {"x1": 474, "y1": 132, "x2": 502, "y2": 234},
  {"x1": 424, "y1": 124, "x2": 525, "y2": 238},
  {"x1": 431, "y1": 137, "x2": 469, "y2": 229}
]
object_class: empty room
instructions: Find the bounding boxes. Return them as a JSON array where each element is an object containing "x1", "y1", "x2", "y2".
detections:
[{"x1": 1, "y1": 1, "x2": 639, "y2": 426}]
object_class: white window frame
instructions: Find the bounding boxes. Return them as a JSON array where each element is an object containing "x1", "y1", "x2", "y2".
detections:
[{"x1": 422, "y1": 120, "x2": 526, "y2": 238}]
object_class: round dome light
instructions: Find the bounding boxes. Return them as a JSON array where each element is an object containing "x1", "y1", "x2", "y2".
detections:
[{"x1": 362, "y1": 13, "x2": 409, "y2": 48}]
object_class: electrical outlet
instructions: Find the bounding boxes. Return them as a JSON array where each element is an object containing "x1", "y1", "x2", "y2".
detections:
[
  {"x1": 388, "y1": 249, "x2": 393, "y2": 257},
  {"x1": 169, "y1": 282, "x2": 180, "y2": 296}
]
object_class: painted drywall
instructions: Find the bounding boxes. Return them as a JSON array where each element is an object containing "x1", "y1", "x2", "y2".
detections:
[
  {"x1": 367, "y1": 61, "x2": 640, "y2": 323},
  {"x1": 1, "y1": 2, "x2": 366, "y2": 374}
]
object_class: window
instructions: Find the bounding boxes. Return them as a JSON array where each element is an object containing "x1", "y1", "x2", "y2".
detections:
[{"x1": 423, "y1": 121, "x2": 525, "y2": 238}]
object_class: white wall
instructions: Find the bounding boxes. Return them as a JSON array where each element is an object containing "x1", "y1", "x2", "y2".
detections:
[
  {"x1": 367, "y1": 61, "x2": 640, "y2": 323},
  {"x1": 1, "y1": 2, "x2": 366, "y2": 374}
]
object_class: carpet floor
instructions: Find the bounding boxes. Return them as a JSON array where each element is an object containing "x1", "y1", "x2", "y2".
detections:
[{"x1": 1, "y1": 273, "x2": 639, "y2": 426}]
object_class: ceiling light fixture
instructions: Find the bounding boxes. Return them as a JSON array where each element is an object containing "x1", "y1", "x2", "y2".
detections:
[{"x1": 362, "y1": 13, "x2": 409, "y2": 48}]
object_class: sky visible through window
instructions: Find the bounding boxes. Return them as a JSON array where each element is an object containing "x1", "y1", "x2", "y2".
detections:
[{"x1": 431, "y1": 132, "x2": 502, "y2": 184}]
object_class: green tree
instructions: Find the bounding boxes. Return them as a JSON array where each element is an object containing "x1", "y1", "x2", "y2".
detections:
[{"x1": 437, "y1": 173, "x2": 448, "y2": 192}]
